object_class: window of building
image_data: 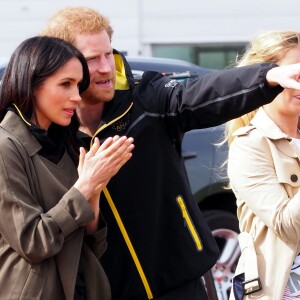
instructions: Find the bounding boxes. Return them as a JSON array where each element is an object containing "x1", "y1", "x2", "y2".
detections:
[{"x1": 152, "y1": 44, "x2": 247, "y2": 70}]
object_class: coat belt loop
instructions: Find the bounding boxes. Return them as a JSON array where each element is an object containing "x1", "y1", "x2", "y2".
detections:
[{"x1": 238, "y1": 232, "x2": 262, "y2": 295}]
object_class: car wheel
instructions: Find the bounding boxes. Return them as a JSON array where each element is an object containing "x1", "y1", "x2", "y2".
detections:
[{"x1": 203, "y1": 210, "x2": 241, "y2": 300}]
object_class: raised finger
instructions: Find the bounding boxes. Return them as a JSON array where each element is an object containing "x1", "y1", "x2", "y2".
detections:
[
  {"x1": 104, "y1": 140, "x2": 135, "y2": 165},
  {"x1": 78, "y1": 147, "x2": 86, "y2": 175},
  {"x1": 96, "y1": 136, "x2": 130, "y2": 157},
  {"x1": 87, "y1": 137, "x2": 100, "y2": 157},
  {"x1": 97, "y1": 136, "x2": 114, "y2": 152}
]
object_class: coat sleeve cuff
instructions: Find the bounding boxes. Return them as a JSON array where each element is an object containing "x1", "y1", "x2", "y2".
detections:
[
  {"x1": 258, "y1": 62, "x2": 284, "y2": 102},
  {"x1": 47, "y1": 187, "x2": 94, "y2": 237}
]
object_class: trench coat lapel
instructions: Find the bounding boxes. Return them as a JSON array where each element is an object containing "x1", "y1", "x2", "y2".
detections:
[
  {"x1": 252, "y1": 108, "x2": 298, "y2": 158},
  {"x1": 251, "y1": 108, "x2": 300, "y2": 186}
]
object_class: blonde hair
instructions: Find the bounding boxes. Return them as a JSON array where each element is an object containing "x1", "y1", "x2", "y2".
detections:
[
  {"x1": 225, "y1": 30, "x2": 300, "y2": 145},
  {"x1": 41, "y1": 6, "x2": 113, "y2": 44}
]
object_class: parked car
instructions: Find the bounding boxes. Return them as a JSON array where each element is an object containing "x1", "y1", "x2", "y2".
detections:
[
  {"x1": 0, "y1": 56, "x2": 239, "y2": 299},
  {"x1": 126, "y1": 55, "x2": 214, "y2": 76}
]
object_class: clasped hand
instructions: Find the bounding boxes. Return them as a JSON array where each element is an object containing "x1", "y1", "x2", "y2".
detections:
[{"x1": 75, "y1": 135, "x2": 134, "y2": 201}]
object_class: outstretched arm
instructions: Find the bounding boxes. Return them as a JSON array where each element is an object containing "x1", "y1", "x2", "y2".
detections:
[{"x1": 137, "y1": 62, "x2": 300, "y2": 133}]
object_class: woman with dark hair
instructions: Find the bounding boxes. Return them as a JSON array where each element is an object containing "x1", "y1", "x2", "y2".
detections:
[{"x1": 0, "y1": 36, "x2": 134, "y2": 300}]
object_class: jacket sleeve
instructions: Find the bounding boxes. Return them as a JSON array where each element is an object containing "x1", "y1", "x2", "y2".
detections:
[
  {"x1": 228, "y1": 133, "x2": 300, "y2": 244},
  {"x1": 0, "y1": 138, "x2": 95, "y2": 263},
  {"x1": 136, "y1": 62, "x2": 283, "y2": 132}
]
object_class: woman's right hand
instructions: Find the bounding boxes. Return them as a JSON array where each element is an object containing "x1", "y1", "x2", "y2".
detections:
[{"x1": 74, "y1": 135, "x2": 134, "y2": 201}]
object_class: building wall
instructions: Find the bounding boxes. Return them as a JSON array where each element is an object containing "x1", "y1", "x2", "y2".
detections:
[{"x1": 0, "y1": 0, "x2": 299, "y2": 58}]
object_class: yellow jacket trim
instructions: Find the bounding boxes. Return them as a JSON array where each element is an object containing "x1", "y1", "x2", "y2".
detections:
[
  {"x1": 103, "y1": 187, "x2": 153, "y2": 299},
  {"x1": 114, "y1": 53, "x2": 129, "y2": 90},
  {"x1": 177, "y1": 196, "x2": 203, "y2": 251}
]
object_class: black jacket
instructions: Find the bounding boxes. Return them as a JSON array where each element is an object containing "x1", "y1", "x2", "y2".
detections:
[{"x1": 80, "y1": 51, "x2": 282, "y2": 300}]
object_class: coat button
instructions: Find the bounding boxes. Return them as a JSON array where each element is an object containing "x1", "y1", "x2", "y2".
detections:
[{"x1": 291, "y1": 174, "x2": 298, "y2": 182}]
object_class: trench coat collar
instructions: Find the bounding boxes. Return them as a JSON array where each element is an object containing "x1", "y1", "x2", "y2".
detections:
[
  {"x1": 251, "y1": 107, "x2": 297, "y2": 158},
  {"x1": 0, "y1": 110, "x2": 42, "y2": 156},
  {"x1": 251, "y1": 108, "x2": 290, "y2": 140}
]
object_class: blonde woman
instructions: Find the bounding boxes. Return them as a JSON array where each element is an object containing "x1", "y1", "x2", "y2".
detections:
[{"x1": 226, "y1": 31, "x2": 300, "y2": 299}]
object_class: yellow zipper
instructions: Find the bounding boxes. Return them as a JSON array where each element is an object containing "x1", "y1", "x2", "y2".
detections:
[
  {"x1": 103, "y1": 188, "x2": 153, "y2": 299},
  {"x1": 176, "y1": 196, "x2": 203, "y2": 251}
]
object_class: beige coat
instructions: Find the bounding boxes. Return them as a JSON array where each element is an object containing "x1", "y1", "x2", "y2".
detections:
[
  {"x1": 228, "y1": 108, "x2": 300, "y2": 299},
  {"x1": 0, "y1": 111, "x2": 110, "y2": 300}
]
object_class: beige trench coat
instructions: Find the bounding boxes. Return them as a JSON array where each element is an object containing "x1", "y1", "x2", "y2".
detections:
[
  {"x1": 0, "y1": 111, "x2": 110, "y2": 300},
  {"x1": 228, "y1": 108, "x2": 300, "y2": 299}
]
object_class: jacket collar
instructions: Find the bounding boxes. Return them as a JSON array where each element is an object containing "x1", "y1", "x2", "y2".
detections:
[
  {"x1": 0, "y1": 110, "x2": 42, "y2": 156},
  {"x1": 251, "y1": 107, "x2": 297, "y2": 158},
  {"x1": 113, "y1": 48, "x2": 135, "y2": 91},
  {"x1": 100, "y1": 49, "x2": 135, "y2": 124},
  {"x1": 251, "y1": 107, "x2": 291, "y2": 141}
]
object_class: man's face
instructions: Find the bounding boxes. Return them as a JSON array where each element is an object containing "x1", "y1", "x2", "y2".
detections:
[{"x1": 74, "y1": 30, "x2": 116, "y2": 104}]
